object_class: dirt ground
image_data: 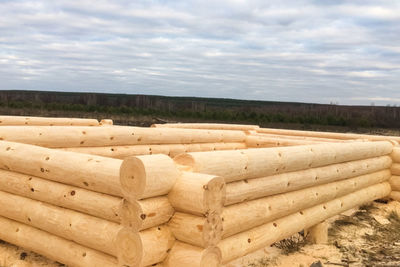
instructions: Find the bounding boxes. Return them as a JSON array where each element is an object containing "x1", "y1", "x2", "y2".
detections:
[{"x1": 2, "y1": 201, "x2": 400, "y2": 267}]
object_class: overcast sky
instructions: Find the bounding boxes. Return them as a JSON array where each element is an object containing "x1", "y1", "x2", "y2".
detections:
[{"x1": 1, "y1": 0, "x2": 399, "y2": 105}]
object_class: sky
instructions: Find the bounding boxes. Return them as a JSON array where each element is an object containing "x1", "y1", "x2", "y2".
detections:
[{"x1": 0, "y1": 0, "x2": 399, "y2": 106}]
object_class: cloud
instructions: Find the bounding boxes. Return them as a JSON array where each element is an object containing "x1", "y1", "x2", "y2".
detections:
[{"x1": 0, "y1": 0, "x2": 399, "y2": 105}]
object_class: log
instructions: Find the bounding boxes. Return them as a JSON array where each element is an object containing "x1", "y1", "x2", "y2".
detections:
[
  {"x1": 392, "y1": 163, "x2": 400, "y2": 176},
  {"x1": 164, "y1": 242, "x2": 221, "y2": 267},
  {"x1": 306, "y1": 221, "x2": 328, "y2": 244},
  {"x1": 120, "y1": 154, "x2": 179, "y2": 200},
  {"x1": 250, "y1": 133, "x2": 351, "y2": 143},
  {"x1": 389, "y1": 176, "x2": 400, "y2": 191},
  {"x1": 390, "y1": 191, "x2": 400, "y2": 202},
  {"x1": 0, "y1": 115, "x2": 99, "y2": 126},
  {"x1": 168, "y1": 212, "x2": 222, "y2": 247},
  {"x1": 168, "y1": 172, "x2": 225, "y2": 216},
  {"x1": 0, "y1": 216, "x2": 118, "y2": 267},
  {"x1": 0, "y1": 140, "x2": 122, "y2": 196},
  {"x1": 0, "y1": 190, "x2": 121, "y2": 256},
  {"x1": 116, "y1": 225, "x2": 175, "y2": 267},
  {"x1": 225, "y1": 156, "x2": 392, "y2": 205},
  {"x1": 0, "y1": 169, "x2": 121, "y2": 222},
  {"x1": 120, "y1": 196, "x2": 174, "y2": 230},
  {"x1": 61, "y1": 142, "x2": 246, "y2": 159},
  {"x1": 257, "y1": 127, "x2": 400, "y2": 142},
  {"x1": 152, "y1": 123, "x2": 259, "y2": 131},
  {"x1": 391, "y1": 147, "x2": 400, "y2": 162},
  {"x1": 100, "y1": 119, "x2": 113, "y2": 126},
  {"x1": 221, "y1": 170, "x2": 389, "y2": 238},
  {"x1": 174, "y1": 141, "x2": 393, "y2": 182},
  {"x1": 0, "y1": 126, "x2": 246, "y2": 147},
  {"x1": 246, "y1": 135, "x2": 325, "y2": 147},
  {"x1": 218, "y1": 182, "x2": 391, "y2": 263}
]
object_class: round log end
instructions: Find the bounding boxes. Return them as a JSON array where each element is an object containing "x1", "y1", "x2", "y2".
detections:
[
  {"x1": 205, "y1": 176, "x2": 226, "y2": 214},
  {"x1": 201, "y1": 246, "x2": 222, "y2": 267},
  {"x1": 116, "y1": 227, "x2": 142, "y2": 267},
  {"x1": 120, "y1": 157, "x2": 146, "y2": 200},
  {"x1": 120, "y1": 199, "x2": 142, "y2": 229},
  {"x1": 173, "y1": 154, "x2": 195, "y2": 171}
]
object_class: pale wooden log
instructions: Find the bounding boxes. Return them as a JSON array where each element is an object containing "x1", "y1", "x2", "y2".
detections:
[
  {"x1": 100, "y1": 119, "x2": 113, "y2": 126},
  {"x1": 390, "y1": 191, "x2": 400, "y2": 202},
  {"x1": 164, "y1": 242, "x2": 221, "y2": 267},
  {"x1": 257, "y1": 127, "x2": 400, "y2": 142},
  {"x1": 0, "y1": 190, "x2": 121, "y2": 256},
  {"x1": 120, "y1": 196, "x2": 174, "y2": 230},
  {"x1": 246, "y1": 135, "x2": 325, "y2": 147},
  {"x1": 0, "y1": 169, "x2": 121, "y2": 222},
  {"x1": 0, "y1": 216, "x2": 118, "y2": 267},
  {"x1": 168, "y1": 212, "x2": 222, "y2": 247},
  {"x1": 391, "y1": 147, "x2": 400, "y2": 162},
  {"x1": 306, "y1": 221, "x2": 328, "y2": 244},
  {"x1": 218, "y1": 182, "x2": 391, "y2": 263},
  {"x1": 175, "y1": 141, "x2": 393, "y2": 183},
  {"x1": 392, "y1": 163, "x2": 400, "y2": 175},
  {"x1": 116, "y1": 225, "x2": 175, "y2": 267},
  {"x1": 152, "y1": 123, "x2": 259, "y2": 131},
  {"x1": 0, "y1": 140, "x2": 122, "y2": 196},
  {"x1": 168, "y1": 172, "x2": 226, "y2": 216},
  {"x1": 222, "y1": 170, "x2": 389, "y2": 238},
  {"x1": 60, "y1": 142, "x2": 246, "y2": 159},
  {"x1": 120, "y1": 154, "x2": 179, "y2": 201},
  {"x1": 250, "y1": 132, "x2": 351, "y2": 143},
  {"x1": 225, "y1": 156, "x2": 392, "y2": 205},
  {"x1": 389, "y1": 176, "x2": 400, "y2": 191},
  {"x1": 0, "y1": 126, "x2": 246, "y2": 147},
  {"x1": 0, "y1": 115, "x2": 99, "y2": 126}
]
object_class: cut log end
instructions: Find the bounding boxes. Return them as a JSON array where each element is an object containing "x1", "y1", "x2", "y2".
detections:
[
  {"x1": 116, "y1": 228, "x2": 142, "y2": 267},
  {"x1": 120, "y1": 199, "x2": 142, "y2": 229},
  {"x1": 173, "y1": 154, "x2": 195, "y2": 171},
  {"x1": 205, "y1": 177, "x2": 226, "y2": 214},
  {"x1": 120, "y1": 157, "x2": 146, "y2": 201},
  {"x1": 201, "y1": 246, "x2": 222, "y2": 267}
]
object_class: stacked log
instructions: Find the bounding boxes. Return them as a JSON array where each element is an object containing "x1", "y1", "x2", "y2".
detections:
[
  {"x1": 152, "y1": 123, "x2": 259, "y2": 131},
  {"x1": 175, "y1": 141, "x2": 393, "y2": 264},
  {"x1": 0, "y1": 115, "x2": 100, "y2": 126},
  {"x1": 390, "y1": 146, "x2": 400, "y2": 201}
]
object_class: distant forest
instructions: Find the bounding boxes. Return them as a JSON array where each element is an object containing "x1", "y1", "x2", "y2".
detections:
[{"x1": 0, "y1": 90, "x2": 399, "y2": 129}]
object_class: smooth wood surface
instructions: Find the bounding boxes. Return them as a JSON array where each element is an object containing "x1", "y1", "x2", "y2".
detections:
[
  {"x1": 168, "y1": 172, "x2": 225, "y2": 216},
  {"x1": 0, "y1": 115, "x2": 99, "y2": 126},
  {"x1": 218, "y1": 182, "x2": 391, "y2": 263},
  {"x1": 164, "y1": 242, "x2": 221, "y2": 267},
  {"x1": 152, "y1": 123, "x2": 259, "y2": 131},
  {"x1": 168, "y1": 212, "x2": 222, "y2": 247},
  {"x1": 390, "y1": 191, "x2": 400, "y2": 202},
  {"x1": 246, "y1": 135, "x2": 325, "y2": 147},
  {"x1": 0, "y1": 216, "x2": 118, "y2": 267},
  {"x1": 391, "y1": 147, "x2": 400, "y2": 162},
  {"x1": 0, "y1": 140, "x2": 122, "y2": 196},
  {"x1": 62, "y1": 142, "x2": 246, "y2": 159},
  {"x1": 0, "y1": 169, "x2": 121, "y2": 222},
  {"x1": 120, "y1": 196, "x2": 174, "y2": 230},
  {"x1": 222, "y1": 170, "x2": 389, "y2": 238},
  {"x1": 391, "y1": 163, "x2": 400, "y2": 175},
  {"x1": 120, "y1": 154, "x2": 179, "y2": 200},
  {"x1": 0, "y1": 190, "x2": 121, "y2": 256},
  {"x1": 306, "y1": 221, "x2": 328, "y2": 244},
  {"x1": 175, "y1": 141, "x2": 393, "y2": 182},
  {"x1": 0, "y1": 126, "x2": 246, "y2": 147},
  {"x1": 225, "y1": 156, "x2": 392, "y2": 205},
  {"x1": 389, "y1": 176, "x2": 400, "y2": 191}
]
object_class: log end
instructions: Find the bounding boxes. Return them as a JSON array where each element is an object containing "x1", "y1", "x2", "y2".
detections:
[
  {"x1": 116, "y1": 227, "x2": 142, "y2": 267},
  {"x1": 120, "y1": 157, "x2": 146, "y2": 201},
  {"x1": 201, "y1": 246, "x2": 222, "y2": 267},
  {"x1": 120, "y1": 199, "x2": 142, "y2": 229},
  {"x1": 173, "y1": 154, "x2": 195, "y2": 171}
]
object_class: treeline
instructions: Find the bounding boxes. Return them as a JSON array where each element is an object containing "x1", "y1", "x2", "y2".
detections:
[{"x1": 0, "y1": 90, "x2": 399, "y2": 129}]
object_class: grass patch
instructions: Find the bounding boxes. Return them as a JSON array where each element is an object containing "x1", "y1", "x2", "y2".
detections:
[{"x1": 273, "y1": 233, "x2": 308, "y2": 255}]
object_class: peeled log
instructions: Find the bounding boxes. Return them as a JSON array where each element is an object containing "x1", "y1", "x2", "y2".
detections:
[
  {"x1": 0, "y1": 126, "x2": 246, "y2": 147},
  {"x1": 116, "y1": 225, "x2": 175, "y2": 267},
  {"x1": 164, "y1": 242, "x2": 221, "y2": 267},
  {"x1": 222, "y1": 170, "x2": 390, "y2": 238},
  {"x1": 61, "y1": 142, "x2": 246, "y2": 159},
  {"x1": 391, "y1": 147, "x2": 400, "y2": 162},
  {"x1": 218, "y1": 182, "x2": 391, "y2": 263},
  {"x1": 0, "y1": 216, "x2": 118, "y2": 267},
  {"x1": 120, "y1": 196, "x2": 174, "y2": 230},
  {"x1": 257, "y1": 127, "x2": 400, "y2": 142},
  {"x1": 152, "y1": 123, "x2": 259, "y2": 131},
  {"x1": 0, "y1": 140, "x2": 122, "y2": 196},
  {"x1": 0, "y1": 190, "x2": 121, "y2": 256},
  {"x1": 100, "y1": 119, "x2": 113, "y2": 126},
  {"x1": 390, "y1": 191, "x2": 400, "y2": 202},
  {"x1": 389, "y1": 176, "x2": 400, "y2": 191},
  {"x1": 392, "y1": 163, "x2": 400, "y2": 176},
  {"x1": 0, "y1": 115, "x2": 99, "y2": 126},
  {"x1": 246, "y1": 135, "x2": 325, "y2": 147},
  {"x1": 120, "y1": 154, "x2": 179, "y2": 200},
  {"x1": 0, "y1": 169, "x2": 121, "y2": 222},
  {"x1": 250, "y1": 133, "x2": 351, "y2": 143},
  {"x1": 175, "y1": 141, "x2": 393, "y2": 182},
  {"x1": 225, "y1": 156, "x2": 392, "y2": 205},
  {"x1": 168, "y1": 172, "x2": 226, "y2": 216},
  {"x1": 168, "y1": 212, "x2": 222, "y2": 247}
]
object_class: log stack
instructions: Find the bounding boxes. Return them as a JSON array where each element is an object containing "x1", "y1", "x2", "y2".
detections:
[{"x1": 0, "y1": 119, "x2": 398, "y2": 266}]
